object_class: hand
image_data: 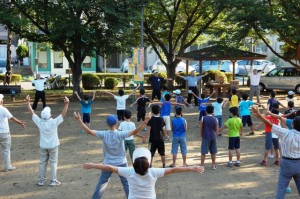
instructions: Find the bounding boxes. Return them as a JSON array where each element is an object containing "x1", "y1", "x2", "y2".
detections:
[
  {"x1": 148, "y1": 103, "x2": 152, "y2": 108},
  {"x1": 192, "y1": 166, "x2": 204, "y2": 173},
  {"x1": 250, "y1": 106, "x2": 260, "y2": 116},
  {"x1": 83, "y1": 163, "x2": 94, "y2": 170},
  {"x1": 64, "y1": 97, "x2": 69, "y2": 104},
  {"x1": 74, "y1": 111, "x2": 82, "y2": 121},
  {"x1": 144, "y1": 112, "x2": 151, "y2": 122},
  {"x1": 20, "y1": 121, "x2": 26, "y2": 129}
]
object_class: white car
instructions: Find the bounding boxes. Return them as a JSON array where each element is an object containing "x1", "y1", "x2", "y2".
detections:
[
  {"x1": 238, "y1": 60, "x2": 276, "y2": 75},
  {"x1": 192, "y1": 60, "x2": 239, "y2": 74},
  {"x1": 150, "y1": 60, "x2": 195, "y2": 73}
]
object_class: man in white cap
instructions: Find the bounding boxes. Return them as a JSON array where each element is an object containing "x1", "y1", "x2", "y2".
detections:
[
  {"x1": 0, "y1": 94, "x2": 26, "y2": 172},
  {"x1": 25, "y1": 95, "x2": 69, "y2": 186},
  {"x1": 149, "y1": 70, "x2": 172, "y2": 101},
  {"x1": 83, "y1": 147, "x2": 204, "y2": 199},
  {"x1": 32, "y1": 74, "x2": 47, "y2": 110},
  {"x1": 176, "y1": 70, "x2": 208, "y2": 106},
  {"x1": 74, "y1": 112, "x2": 151, "y2": 199},
  {"x1": 244, "y1": 64, "x2": 267, "y2": 104}
]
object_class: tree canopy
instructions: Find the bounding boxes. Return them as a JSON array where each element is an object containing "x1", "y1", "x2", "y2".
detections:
[{"x1": 0, "y1": 0, "x2": 140, "y2": 92}]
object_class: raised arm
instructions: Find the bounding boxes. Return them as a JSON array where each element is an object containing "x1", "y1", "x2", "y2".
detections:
[
  {"x1": 261, "y1": 63, "x2": 268, "y2": 72},
  {"x1": 208, "y1": 90, "x2": 216, "y2": 98},
  {"x1": 104, "y1": 91, "x2": 115, "y2": 97},
  {"x1": 74, "y1": 112, "x2": 96, "y2": 136},
  {"x1": 243, "y1": 65, "x2": 248, "y2": 74},
  {"x1": 129, "y1": 85, "x2": 140, "y2": 96},
  {"x1": 83, "y1": 163, "x2": 118, "y2": 173},
  {"x1": 92, "y1": 90, "x2": 96, "y2": 100},
  {"x1": 74, "y1": 91, "x2": 81, "y2": 101},
  {"x1": 25, "y1": 95, "x2": 34, "y2": 115},
  {"x1": 251, "y1": 106, "x2": 272, "y2": 127},
  {"x1": 128, "y1": 113, "x2": 151, "y2": 137},
  {"x1": 61, "y1": 97, "x2": 69, "y2": 117},
  {"x1": 164, "y1": 166, "x2": 204, "y2": 176}
]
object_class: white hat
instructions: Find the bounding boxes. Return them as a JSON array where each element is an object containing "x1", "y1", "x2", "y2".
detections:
[
  {"x1": 173, "y1": 89, "x2": 181, "y2": 95},
  {"x1": 133, "y1": 147, "x2": 151, "y2": 163},
  {"x1": 152, "y1": 69, "x2": 158, "y2": 74},
  {"x1": 0, "y1": 94, "x2": 4, "y2": 99},
  {"x1": 41, "y1": 107, "x2": 51, "y2": 119},
  {"x1": 288, "y1": 91, "x2": 295, "y2": 95}
]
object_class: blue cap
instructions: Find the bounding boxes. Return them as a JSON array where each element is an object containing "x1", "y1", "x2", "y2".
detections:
[{"x1": 107, "y1": 115, "x2": 118, "y2": 126}]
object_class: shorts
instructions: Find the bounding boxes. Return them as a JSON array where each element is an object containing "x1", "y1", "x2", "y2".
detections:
[
  {"x1": 215, "y1": 115, "x2": 222, "y2": 128},
  {"x1": 199, "y1": 110, "x2": 206, "y2": 120},
  {"x1": 171, "y1": 137, "x2": 187, "y2": 155},
  {"x1": 242, "y1": 115, "x2": 253, "y2": 127},
  {"x1": 149, "y1": 141, "x2": 165, "y2": 156},
  {"x1": 152, "y1": 89, "x2": 161, "y2": 101},
  {"x1": 137, "y1": 109, "x2": 146, "y2": 122},
  {"x1": 82, "y1": 113, "x2": 91, "y2": 123},
  {"x1": 201, "y1": 138, "x2": 217, "y2": 155},
  {"x1": 117, "y1": 110, "x2": 125, "y2": 121},
  {"x1": 163, "y1": 116, "x2": 171, "y2": 131},
  {"x1": 265, "y1": 133, "x2": 279, "y2": 150},
  {"x1": 228, "y1": 137, "x2": 240, "y2": 150}
]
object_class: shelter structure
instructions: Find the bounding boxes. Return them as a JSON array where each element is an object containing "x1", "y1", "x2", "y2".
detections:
[{"x1": 176, "y1": 45, "x2": 267, "y2": 91}]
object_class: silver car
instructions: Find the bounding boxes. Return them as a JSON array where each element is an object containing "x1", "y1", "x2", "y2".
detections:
[{"x1": 259, "y1": 67, "x2": 300, "y2": 93}]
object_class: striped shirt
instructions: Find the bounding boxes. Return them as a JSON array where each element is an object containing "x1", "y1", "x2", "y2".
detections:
[{"x1": 272, "y1": 124, "x2": 300, "y2": 159}]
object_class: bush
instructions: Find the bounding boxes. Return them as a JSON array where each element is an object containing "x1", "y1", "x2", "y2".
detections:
[
  {"x1": 202, "y1": 70, "x2": 228, "y2": 83},
  {"x1": 105, "y1": 77, "x2": 118, "y2": 89},
  {"x1": 82, "y1": 73, "x2": 100, "y2": 89},
  {"x1": 96, "y1": 73, "x2": 132, "y2": 88},
  {"x1": 0, "y1": 74, "x2": 22, "y2": 84}
]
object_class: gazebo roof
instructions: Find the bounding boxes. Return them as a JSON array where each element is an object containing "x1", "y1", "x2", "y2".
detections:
[{"x1": 176, "y1": 45, "x2": 267, "y2": 61}]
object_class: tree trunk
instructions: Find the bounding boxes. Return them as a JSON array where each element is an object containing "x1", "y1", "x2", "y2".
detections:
[
  {"x1": 71, "y1": 61, "x2": 83, "y2": 94},
  {"x1": 166, "y1": 62, "x2": 176, "y2": 89}
]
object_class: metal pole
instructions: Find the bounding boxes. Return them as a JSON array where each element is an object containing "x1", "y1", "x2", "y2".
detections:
[{"x1": 140, "y1": 5, "x2": 145, "y2": 89}]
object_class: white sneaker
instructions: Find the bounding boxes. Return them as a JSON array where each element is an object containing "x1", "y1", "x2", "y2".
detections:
[
  {"x1": 268, "y1": 154, "x2": 274, "y2": 159},
  {"x1": 37, "y1": 181, "x2": 44, "y2": 186},
  {"x1": 50, "y1": 180, "x2": 61, "y2": 186},
  {"x1": 3, "y1": 166, "x2": 16, "y2": 172}
]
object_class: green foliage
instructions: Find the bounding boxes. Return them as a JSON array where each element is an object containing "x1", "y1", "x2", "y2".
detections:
[
  {"x1": 82, "y1": 74, "x2": 100, "y2": 90},
  {"x1": 202, "y1": 70, "x2": 228, "y2": 83},
  {"x1": 104, "y1": 77, "x2": 119, "y2": 89},
  {"x1": 16, "y1": 45, "x2": 28, "y2": 59},
  {"x1": 0, "y1": 74, "x2": 22, "y2": 83}
]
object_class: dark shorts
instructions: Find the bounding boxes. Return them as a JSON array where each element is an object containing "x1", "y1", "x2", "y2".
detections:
[
  {"x1": 265, "y1": 133, "x2": 279, "y2": 150},
  {"x1": 199, "y1": 110, "x2": 207, "y2": 120},
  {"x1": 82, "y1": 113, "x2": 91, "y2": 123},
  {"x1": 117, "y1": 110, "x2": 125, "y2": 121},
  {"x1": 201, "y1": 138, "x2": 217, "y2": 155},
  {"x1": 242, "y1": 115, "x2": 253, "y2": 127},
  {"x1": 152, "y1": 89, "x2": 161, "y2": 101},
  {"x1": 228, "y1": 137, "x2": 240, "y2": 150},
  {"x1": 149, "y1": 141, "x2": 165, "y2": 156},
  {"x1": 137, "y1": 109, "x2": 146, "y2": 122}
]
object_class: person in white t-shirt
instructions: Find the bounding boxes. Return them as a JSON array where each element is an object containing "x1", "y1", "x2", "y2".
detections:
[
  {"x1": 104, "y1": 85, "x2": 139, "y2": 121},
  {"x1": 0, "y1": 94, "x2": 26, "y2": 172},
  {"x1": 31, "y1": 74, "x2": 47, "y2": 110},
  {"x1": 118, "y1": 110, "x2": 144, "y2": 162},
  {"x1": 83, "y1": 147, "x2": 204, "y2": 199},
  {"x1": 244, "y1": 65, "x2": 267, "y2": 104},
  {"x1": 25, "y1": 95, "x2": 69, "y2": 186}
]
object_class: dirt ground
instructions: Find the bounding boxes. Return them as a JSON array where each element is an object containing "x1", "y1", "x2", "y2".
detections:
[{"x1": 0, "y1": 91, "x2": 298, "y2": 199}]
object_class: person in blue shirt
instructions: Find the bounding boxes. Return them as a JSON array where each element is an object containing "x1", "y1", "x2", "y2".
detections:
[
  {"x1": 74, "y1": 90, "x2": 96, "y2": 133},
  {"x1": 149, "y1": 70, "x2": 172, "y2": 101},
  {"x1": 191, "y1": 90, "x2": 216, "y2": 120},
  {"x1": 239, "y1": 93, "x2": 259, "y2": 136},
  {"x1": 160, "y1": 85, "x2": 170, "y2": 102}
]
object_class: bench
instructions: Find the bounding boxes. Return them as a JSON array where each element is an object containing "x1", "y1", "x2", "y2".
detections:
[{"x1": 0, "y1": 85, "x2": 21, "y2": 102}]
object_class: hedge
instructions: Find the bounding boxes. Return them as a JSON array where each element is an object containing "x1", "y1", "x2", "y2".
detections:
[
  {"x1": 82, "y1": 73, "x2": 100, "y2": 89},
  {"x1": 0, "y1": 74, "x2": 22, "y2": 84},
  {"x1": 104, "y1": 77, "x2": 118, "y2": 89}
]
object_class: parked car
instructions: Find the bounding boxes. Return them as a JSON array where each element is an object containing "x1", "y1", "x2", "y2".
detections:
[
  {"x1": 150, "y1": 60, "x2": 195, "y2": 73},
  {"x1": 259, "y1": 67, "x2": 300, "y2": 93},
  {"x1": 192, "y1": 60, "x2": 239, "y2": 74},
  {"x1": 238, "y1": 59, "x2": 276, "y2": 75}
]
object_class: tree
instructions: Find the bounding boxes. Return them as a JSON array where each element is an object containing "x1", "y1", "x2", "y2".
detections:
[
  {"x1": 16, "y1": 44, "x2": 28, "y2": 62},
  {"x1": 143, "y1": 0, "x2": 228, "y2": 83},
  {"x1": 220, "y1": 0, "x2": 300, "y2": 68},
  {"x1": 0, "y1": 0, "x2": 140, "y2": 92}
]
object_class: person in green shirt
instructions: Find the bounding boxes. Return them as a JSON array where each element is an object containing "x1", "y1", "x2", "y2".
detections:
[{"x1": 218, "y1": 107, "x2": 243, "y2": 167}]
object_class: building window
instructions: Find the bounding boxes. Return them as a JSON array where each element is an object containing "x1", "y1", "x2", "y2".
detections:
[
  {"x1": 38, "y1": 51, "x2": 47, "y2": 68},
  {"x1": 53, "y1": 52, "x2": 63, "y2": 68}
]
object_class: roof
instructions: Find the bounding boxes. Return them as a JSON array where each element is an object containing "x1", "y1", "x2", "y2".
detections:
[{"x1": 176, "y1": 45, "x2": 267, "y2": 61}]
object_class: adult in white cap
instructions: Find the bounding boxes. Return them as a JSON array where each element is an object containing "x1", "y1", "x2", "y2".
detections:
[
  {"x1": 25, "y1": 95, "x2": 69, "y2": 186},
  {"x1": 83, "y1": 147, "x2": 204, "y2": 199},
  {"x1": 31, "y1": 73, "x2": 47, "y2": 110},
  {"x1": 149, "y1": 70, "x2": 172, "y2": 101},
  {"x1": 286, "y1": 90, "x2": 295, "y2": 104},
  {"x1": 176, "y1": 70, "x2": 208, "y2": 106},
  {"x1": 74, "y1": 112, "x2": 151, "y2": 199},
  {"x1": 0, "y1": 94, "x2": 26, "y2": 172},
  {"x1": 243, "y1": 64, "x2": 268, "y2": 104}
]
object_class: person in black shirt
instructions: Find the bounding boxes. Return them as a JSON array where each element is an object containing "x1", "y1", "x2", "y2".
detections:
[
  {"x1": 149, "y1": 70, "x2": 172, "y2": 101},
  {"x1": 143, "y1": 105, "x2": 166, "y2": 168}
]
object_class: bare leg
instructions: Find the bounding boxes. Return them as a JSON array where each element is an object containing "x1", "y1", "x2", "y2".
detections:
[
  {"x1": 182, "y1": 154, "x2": 187, "y2": 166},
  {"x1": 229, "y1": 150, "x2": 234, "y2": 161},
  {"x1": 275, "y1": 149, "x2": 280, "y2": 162},
  {"x1": 211, "y1": 154, "x2": 216, "y2": 167},
  {"x1": 161, "y1": 155, "x2": 166, "y2": 167},
  {"x1": 236, "y1": 149, "x2": 241, "y2": 161},
  {"x1": 172, "y1": 154, "x2": 177, "y2": 166},
  {"x1": 201, "y1": 154, "x2": 206, "y2": 166},
  {"x1": 263, "y1": 150, "x2": 269, "y2": 162}
]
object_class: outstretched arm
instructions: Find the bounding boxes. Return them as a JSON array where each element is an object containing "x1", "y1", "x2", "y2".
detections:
[
  {"x1": 74, "y1": 91, "x2": 81, "y2": 101},
  {"x1": 164, "y1": 166, "x2": 204, "y2": 176},
  {"x1": 11, "y1": 117, "x2": 26, "y2": 129},
  {"x1": 83, "y1": 163, "x2": 118, "y2": 173},
  {"x1": 104, "y1": 91, "x2": 115, "y2": 97},
  {"x1": 92, "y1": 90, "x2": 96, "y2": 101},
  {"x1": 148, "y1": 102, "x2": 163, "y2": 107},
  {"x1": 128, "y1": 113, "x2": 151, "y2": 137},
  {"x1": 61, "y1": 97, "x2": 69, "y2": 117},
  {"x1": 74, "y1": 112, "x2": 97, "y2": 136},
  {"x1": 176, "y1": 73, "x2": 185, "y2": 79},
  {"x1": 208, "y1": 90, "x2": 216, "y2": 98},
  {"x1": 24, "y1": 95, "x2": 34, "y2": 115},
  {"x1": 129, "y1": 85, "x2": 140, "y2": 96},
  {"x1": 251, "y1": 106, "x2": 272, "y2": 127}
]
